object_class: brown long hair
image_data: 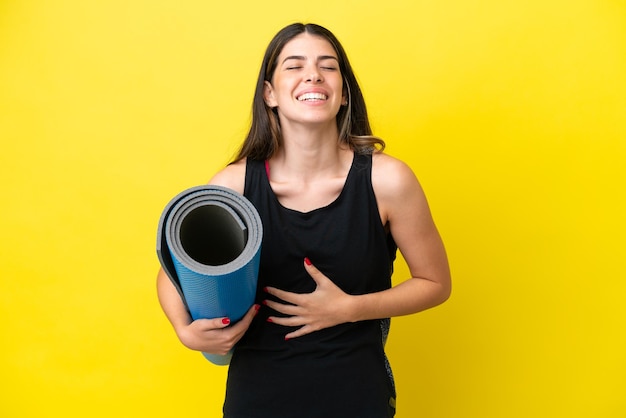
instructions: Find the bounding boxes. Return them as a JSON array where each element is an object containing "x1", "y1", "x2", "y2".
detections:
[{"x1": 233, "y1": 23, "x2": 385, "y2": 162}]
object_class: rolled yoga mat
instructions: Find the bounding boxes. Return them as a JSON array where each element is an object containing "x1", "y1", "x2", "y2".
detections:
[{"x1": 157, "y1": 185, "x2": 262, "y2": 365}]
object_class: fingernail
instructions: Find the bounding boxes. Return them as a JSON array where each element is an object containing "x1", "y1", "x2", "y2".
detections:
[
  {"x1": 284, "y1": 336, "x2": 290, "y2": 341},
  {"x1": 263, "y1": 287, "x2": 269, "y2": 292},
  {"x1": 222, "y1": 318, "x2": 231, "y2": 325},
  {"x1": 304, "y1": 257, "x2": 312, "y2": 266},
  {"x1": 266, "y1": 318, "x2": 273, "y2": 323},
  {"x1": 262, "y1": 300, "x2": 268, "y2": 305},
  {"x1": 254, "y1": 304, "x2": 261, "y2": 311}
]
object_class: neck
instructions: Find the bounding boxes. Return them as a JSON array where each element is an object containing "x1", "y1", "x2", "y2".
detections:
[{"x1": 271, "y1": 122, "x2": 350, "y2": 181}]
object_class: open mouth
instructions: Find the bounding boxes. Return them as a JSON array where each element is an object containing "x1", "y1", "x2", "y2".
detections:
[{"x1": 296, "y1": 92, "x2": 328, "y2": 101}]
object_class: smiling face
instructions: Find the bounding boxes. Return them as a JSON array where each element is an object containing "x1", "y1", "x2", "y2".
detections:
[{"x1": 263, "y1": 33, "x2": 347, "y2": 129}]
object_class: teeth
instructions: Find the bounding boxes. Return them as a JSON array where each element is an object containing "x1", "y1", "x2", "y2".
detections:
[{"x1": 297, "y1": 92, "x2": 327, "y2": 101}]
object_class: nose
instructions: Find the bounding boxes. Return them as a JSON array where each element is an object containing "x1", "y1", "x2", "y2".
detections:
[{"x1": 305, "y1": 65, "x2": 323, "y2": 83}]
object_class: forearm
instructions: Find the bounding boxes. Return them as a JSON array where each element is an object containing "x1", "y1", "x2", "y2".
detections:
[
  {"x1": 156, "y1": 268, "x2": 192, "y2": 332},
  {"x1": 349, "y1": 277, "x2": 450, "y2": 322}
]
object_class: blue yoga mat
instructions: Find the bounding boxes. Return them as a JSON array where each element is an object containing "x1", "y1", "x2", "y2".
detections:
[{"x1": 157, "y1": 185, "x2": 262, "y2": 365}]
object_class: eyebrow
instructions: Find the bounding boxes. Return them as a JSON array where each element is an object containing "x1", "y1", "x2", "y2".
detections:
[{"x1": 281, "y1": 55, "x2": 339, "y2": 64}]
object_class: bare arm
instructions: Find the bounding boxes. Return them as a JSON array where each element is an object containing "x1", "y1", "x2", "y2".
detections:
[
  {"x1": 350, "y1": 152, "x2": 451, "y2": 320},
  {"x1": 156, "y1": 159, "x2": 254, "y2": 354}
]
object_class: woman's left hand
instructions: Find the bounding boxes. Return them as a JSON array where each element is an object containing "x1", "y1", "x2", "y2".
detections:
[{"x1": 263, "y1": 258, "x2": 355, "y2": 340}]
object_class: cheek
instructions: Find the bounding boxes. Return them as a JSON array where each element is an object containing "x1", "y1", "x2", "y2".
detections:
[{"x1": 273, "y1": 81, "x2": 295, "y2": 97}]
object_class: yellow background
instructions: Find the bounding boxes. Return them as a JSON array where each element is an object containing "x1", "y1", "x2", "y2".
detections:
[{"x1": 1, "y1": 1, "x2": 625, "y2": 417}]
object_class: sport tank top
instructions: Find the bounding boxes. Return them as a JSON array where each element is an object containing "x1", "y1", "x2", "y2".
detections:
[{"x1": 223, "y1": 152, "x2": 398, "y2": 418}]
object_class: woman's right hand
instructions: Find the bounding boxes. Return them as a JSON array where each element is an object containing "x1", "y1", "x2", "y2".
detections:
[
  {"x1": 157, "y1": 267, "x2": 259, "y2": 355},
  {"x1": 176, "y1": 304, "x2": 259, "y2": 355}
]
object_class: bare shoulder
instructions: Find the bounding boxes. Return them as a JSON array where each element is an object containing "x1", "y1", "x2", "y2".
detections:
[
  {"x1": 372, "y1": 152, "x2": 423, "y2": 198},
  {"x1": 208, "y1": 158, "x2": 246, "y2": 194},
  {"x1": 371, "y1": 152, "x2": 430, "y2": 223}
]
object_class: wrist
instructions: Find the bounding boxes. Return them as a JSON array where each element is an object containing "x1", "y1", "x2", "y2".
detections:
[{"x1": 347, "y1": 293, "x2": 367, "y2": 323}]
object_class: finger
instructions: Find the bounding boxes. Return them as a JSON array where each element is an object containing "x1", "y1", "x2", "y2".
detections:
[
  {"x1": 263, "y1": 299, "x2": 302, "y2": 316},
  {"x1": 244, "y1": 303, "x2": 262, "y2": 320},
  {"x1": 264, "y1": 286, "x2": 303, "y2": 306},
  {"x1": 197, "y1": 317, "x2": 232, "y2": 330},
  {"x1": 230, "y1": 304, "x2": 261, "y2": 330},
  {"x1": 267, "y1": 314, "x2": 306, "y2": 328},
  {"x1": 303, "y1": 257, "x2": 330, "y2": 287},
  {"x1": 284, "y1": 325, "x2": 314, "y2": 340}
]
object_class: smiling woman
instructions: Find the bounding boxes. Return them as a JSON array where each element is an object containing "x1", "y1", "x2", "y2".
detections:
[
  {"x1": 156, "y1": 22, "x2": 451, "y2": 418},
  {"x1": 263, "y1": 34, "x2": 347, "y2": 127},
  {"x1": 236, "y1": 23, "x2": 386, "y2": 161}
]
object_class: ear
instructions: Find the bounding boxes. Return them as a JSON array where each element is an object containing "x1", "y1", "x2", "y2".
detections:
[
  {"x1": 264, "y1": 81, "x2": 277, "y2": 108},
  {"x1": 341, "y1": 88, "x2": 348, "y2": 106}
]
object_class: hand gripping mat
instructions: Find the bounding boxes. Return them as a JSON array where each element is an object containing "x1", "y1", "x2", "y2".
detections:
[{"x1": 157, "y1": 185, "x2": 262, "y2": 365}]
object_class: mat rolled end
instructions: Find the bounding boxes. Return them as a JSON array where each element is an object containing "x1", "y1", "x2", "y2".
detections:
[{"x1": 202, "y1": 351, "x2": 232, "y2": 366}]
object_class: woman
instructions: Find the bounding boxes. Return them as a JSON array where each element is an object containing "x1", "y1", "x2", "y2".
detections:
[{"x1": 157, "y1": 23, "x2": 451, "y2": 418}]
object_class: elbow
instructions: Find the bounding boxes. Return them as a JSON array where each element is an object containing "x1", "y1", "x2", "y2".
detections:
[
  {"x1": 435, "y1": 276, "x2": 452, "y2": 307},
  {"x1": 440, "y1": 284, "x2": 452, "y2": 305}
]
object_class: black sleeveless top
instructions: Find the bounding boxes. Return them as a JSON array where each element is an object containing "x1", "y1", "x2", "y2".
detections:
[{"x1": 223, "y1": 153, "x2": 398, "y2": 418}]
